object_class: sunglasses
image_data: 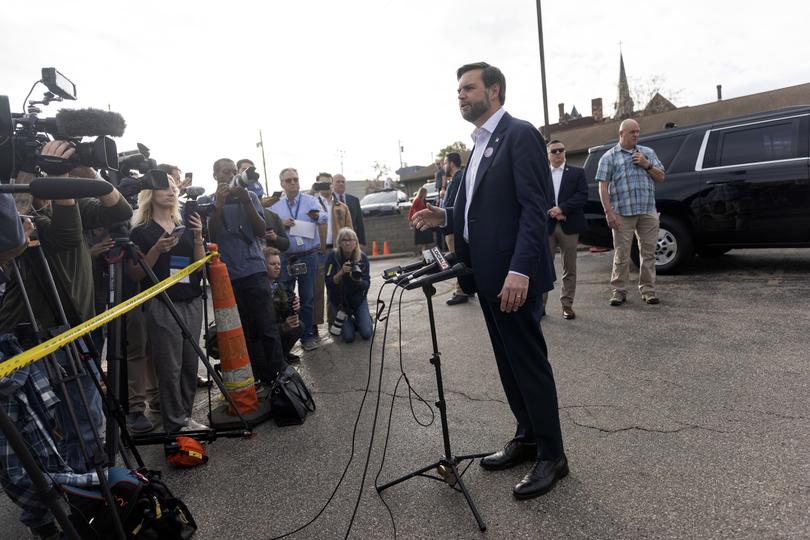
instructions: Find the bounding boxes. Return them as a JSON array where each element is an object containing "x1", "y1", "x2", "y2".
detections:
[
  {"x1": 549, "y1": 148, "x2": 565, "y2": 154},
  {"x1": 283, "y1": 177, "x2": 299, "y2": 183}
]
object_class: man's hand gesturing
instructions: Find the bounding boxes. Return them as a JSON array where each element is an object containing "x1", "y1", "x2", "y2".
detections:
[{"x1": 411, "y1": 203, "x2": 445, "y2": 230}]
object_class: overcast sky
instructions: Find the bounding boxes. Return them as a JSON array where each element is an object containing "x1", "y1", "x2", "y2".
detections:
[{"x1": 4, "y1": 0, "x2": 809, "y2": 196}]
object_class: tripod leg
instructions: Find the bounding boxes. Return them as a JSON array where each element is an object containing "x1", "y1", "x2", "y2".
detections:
[
  {"x1": 376, "y1": 461, "x2": 442, "y2": 492},
  {"x1": 447, "y1": 462, "x2": 487, "y2": 532}
]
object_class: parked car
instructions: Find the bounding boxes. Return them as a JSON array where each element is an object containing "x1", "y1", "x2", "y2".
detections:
[
  {"x1": 580, "y1": 106, "x2": 810, "y2": 273},
  {"x1": 360, "y1": 189, "x2": 409, "y2": 216},
  {"x1": 413, "y1": 182, "x2": 440, "y2": 205}
]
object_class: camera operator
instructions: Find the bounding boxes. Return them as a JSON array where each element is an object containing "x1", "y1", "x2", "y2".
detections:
[
  {"x1": 0, "y1": 139, "x2": 132, "y2": 484},
  {"x1": 207, "y1": 158, "x2": 287, "y2": 389},
  {"x1": 264, "y1": 247, "x2": 303, "y2": 363},
  {"x1": 324, "y1": 228, "x2": 373, "y2": 343},
  {"x1": 128, "y1": 184, "x2": 207, "y2": 433}
]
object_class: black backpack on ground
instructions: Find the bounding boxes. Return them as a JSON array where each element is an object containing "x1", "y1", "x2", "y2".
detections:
[{"x1": 62, "y1": 467, "x2": 197, "y2": 539}]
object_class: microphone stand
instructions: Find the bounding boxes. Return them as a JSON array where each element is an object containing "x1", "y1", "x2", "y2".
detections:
[{"x1": 376, "y1": 270, "x2": 489, "y2": 532}]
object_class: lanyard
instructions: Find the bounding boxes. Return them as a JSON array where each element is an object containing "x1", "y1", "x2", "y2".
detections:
[{"x1": 285, "y1": 195, "x2": 303, "y2": 219}]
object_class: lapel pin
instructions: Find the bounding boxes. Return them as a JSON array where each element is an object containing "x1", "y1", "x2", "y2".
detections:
[
  {"x1": 484, "y1": 147, "x2": 494, "y2": 158},
  {"x1": 495, "y1": 137, "x2": 499, "y2": 143}
]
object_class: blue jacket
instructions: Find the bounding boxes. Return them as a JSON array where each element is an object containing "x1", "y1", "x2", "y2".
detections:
[{"x1": 324, "y1": 251, "x2": 370, "y2": 312}]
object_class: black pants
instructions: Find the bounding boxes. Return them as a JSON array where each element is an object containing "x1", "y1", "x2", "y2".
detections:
[
  {"x1": 281, "y1": 324, "x2": 304, "y2": 357},
  {"x1": 231, "y1": 273, "x2": 286, "y2": 384},
  {"x1": 479, "y1": 295, "x2": 564, "y2": 460}
]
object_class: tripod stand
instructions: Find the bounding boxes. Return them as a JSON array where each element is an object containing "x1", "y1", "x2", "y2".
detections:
[{"x1": 376, "y1": 282, "x2": 489, "y2": 532}]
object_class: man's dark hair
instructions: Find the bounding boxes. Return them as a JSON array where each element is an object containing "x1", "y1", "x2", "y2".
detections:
[
  {"x1": 237, "y1": 158, "x2": 255, "y2": 169},
  {"x1": 456, "y1": 62, "x2": 506, "y2": 105},
  {"x1": 316, "y1": 172, "x2": 332, "y2": 181},
  {"x1": 212, "y1": 158, "x2": 234, "y2": 174},
  {"x1": 157, "y1": 163, "x2": 179, "y2": 174},
  {"x1": 548, "y1": 139, "x2": 563, "y2": 146},
  {"x1": 446, "y1": 152, "x2": 462, "y2": 168}
]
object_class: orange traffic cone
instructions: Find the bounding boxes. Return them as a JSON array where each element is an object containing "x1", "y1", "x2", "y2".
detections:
[
  {"x1": 206, "y1": 244, "x2": 260, "y2": 417},
  {"x1": 383, "y1": 241, "x2": 390, "y2": 255},
  {"x1": 372, "y1": 240, "x2": 379, "y2": 256}
]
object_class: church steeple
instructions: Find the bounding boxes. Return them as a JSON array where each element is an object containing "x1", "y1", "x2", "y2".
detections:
[{"x1": 614, "y1": 53, "x2": 634, "y2": 120}]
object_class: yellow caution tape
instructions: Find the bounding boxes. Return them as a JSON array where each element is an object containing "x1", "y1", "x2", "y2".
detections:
[{"x1": 0, "y1": 251, "x2": 218, "y2": 379}]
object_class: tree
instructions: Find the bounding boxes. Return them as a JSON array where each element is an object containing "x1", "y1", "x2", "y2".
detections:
[
  {"x1": 436, "y1": 141, "x2": 468, "y2": 161},
  {"x1": 629, "y1": 74, "x2": 682, "y2": 111}
]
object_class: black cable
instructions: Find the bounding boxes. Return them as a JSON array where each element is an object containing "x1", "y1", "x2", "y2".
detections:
[{"x1": 269, "y1": 281, "x2": 394, "y2": 540}]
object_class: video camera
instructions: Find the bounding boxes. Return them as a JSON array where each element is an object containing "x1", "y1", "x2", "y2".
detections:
[
  {"x1": 231, "y1": 166, "x2": 260, "y2": 189},
  {"x1": 0, "y1": 68, "x2": 126, "y2": 182},
  {"x1": 108, "y1": 143, "x2": 170, "y2": 207},
  {"x1": 182, "y1": 186, "x2": 216, "y2": 225}
]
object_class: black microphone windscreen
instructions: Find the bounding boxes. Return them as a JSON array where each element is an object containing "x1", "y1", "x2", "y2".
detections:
[
  {"x1": 54, "y1": 108, "x2": 127, "y2": 137},
  {"x1": 185, "y1": 186, "x2": 206, "y2": 198},
  {"x1": 28, "y1": 178, "x2": 113, "y2": 199}
]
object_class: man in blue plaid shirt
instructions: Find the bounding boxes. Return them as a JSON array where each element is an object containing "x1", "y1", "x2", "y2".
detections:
[{"x1": 596, "y1": 119, "x2": 666, "y2": 306}]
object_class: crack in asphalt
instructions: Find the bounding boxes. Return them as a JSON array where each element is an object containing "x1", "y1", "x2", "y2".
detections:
[
  {"x1": 310, "y1": 387, "x2": 505, "y2": 404},
  {"x1": 568, "y1": 417, "x2": 729, "y2": 435}
]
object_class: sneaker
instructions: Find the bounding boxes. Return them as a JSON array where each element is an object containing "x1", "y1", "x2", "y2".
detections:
[
  {"x1": 642, "y1": 292, "x2": 660, "y2": 305},
  {"x1": 609, "y1": 292, "x2": 626, "y2": 306},
  {"x1": 183, "y1": 418, "x2": 209, "y2": 431},
  {"x1": 302, "y1": 339, "x2": 319, "y2": 351},
  {"x1": 126, "y1": 412, "x2": 154, "y2": 434},
  {"x1": 197, "y1": 375, "x2": 213, "y2": 388},
  {"x1": 446, "y1": 293, "x2": 469, "y2": 306}
]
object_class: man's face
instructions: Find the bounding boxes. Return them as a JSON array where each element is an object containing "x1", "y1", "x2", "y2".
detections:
[
  {"x1": 214, "y1": 161, "x2": 237, "y2": 185},
  {"x1": 333, "y1": 175, "x2": 346, "y2": 195},
  {"x1": 442, "y1": 157, "x2": 452, "y2": 175},
  {"x1": 547, "y1": 143, "x2": 566, "y2": 168},
  {"x1": 619, "y1": 121, "x2": 641, "y2": 149},
  {"x1": 266, "y1": 255, "x2": 282, "y2": 280},
  {"x1": 457, "y1": 69, "x2": 496, "y2": 125},
  {"x1": 280, "y1": 169, "x2": 300, "y2": 197}
]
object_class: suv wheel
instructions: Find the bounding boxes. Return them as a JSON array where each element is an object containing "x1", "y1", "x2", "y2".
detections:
[{"x1": 630, "y1": 215, "x2": 693, "y2": 274}]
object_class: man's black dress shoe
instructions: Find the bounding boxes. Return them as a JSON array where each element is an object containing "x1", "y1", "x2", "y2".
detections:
[
  {"x1": 512, "y1": 454, "x2": 569, "y2": 500},
  {"x1": 479, "y1": 439, "x2": 537, "y2": 471},
  {"x1": 446, "y1": 294, "x2": 469, "y2": 306}
]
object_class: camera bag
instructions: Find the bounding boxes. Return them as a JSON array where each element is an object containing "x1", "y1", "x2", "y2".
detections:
[
  {"x1": 62, "y1": 467, "x2": 197, "y2": 539},
  {"x1": 270, "y1": 366, "x2": 316, "y2": 426}
]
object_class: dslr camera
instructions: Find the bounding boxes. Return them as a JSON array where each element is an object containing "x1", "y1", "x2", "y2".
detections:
[
  {"x1": 0, "y1": 68, "x2": 124, "y2": 182},
  {"x1": 231, "y1": 166, "x2": 260, "y2": 188}
]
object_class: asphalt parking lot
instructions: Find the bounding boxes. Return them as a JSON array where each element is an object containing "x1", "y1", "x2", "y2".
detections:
[{"x1": 2, "y1": 248, "x2": 809, "y2": 539}]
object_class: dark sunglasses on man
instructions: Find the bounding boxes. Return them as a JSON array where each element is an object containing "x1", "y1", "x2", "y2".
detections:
[{"x1": 549, "y1": 148, "x2": 565, "y2": 154}]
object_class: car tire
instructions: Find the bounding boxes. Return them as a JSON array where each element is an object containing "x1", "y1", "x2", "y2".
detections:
[{"x1": 630, "y1": 214, "x2": 693, "y2": 274}]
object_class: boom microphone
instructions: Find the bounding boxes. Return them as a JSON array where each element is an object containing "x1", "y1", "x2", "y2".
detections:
[
  {"x1": 184, "y1": 186, "x2": 206, "y2": 198},
  {"x1": 0, "y1": 178, "x2": 113, "y2": 199},
  {"x1": 40, "y1": 108, "x2": 127, "y2": 138}
]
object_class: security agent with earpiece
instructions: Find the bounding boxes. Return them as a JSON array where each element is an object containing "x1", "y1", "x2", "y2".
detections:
[{"x1": 206, "y1": 158, "x2": 288, "y2": 389}]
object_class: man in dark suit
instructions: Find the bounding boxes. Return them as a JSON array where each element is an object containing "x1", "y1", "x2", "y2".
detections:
[
  {"x1": 412, "y1": 62, "x2": 567, "y2": 500},
  {"x1": 442, "y1": 151, "x2": 474, "y2": 305},
  {"x1": 332, "y1": 174, "x2": 366, "y2": 247},
  {"x1": 546, "y1": 139, "x2": 589, "y2": 320}
]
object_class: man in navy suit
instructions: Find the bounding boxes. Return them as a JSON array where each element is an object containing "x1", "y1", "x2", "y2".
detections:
[
  {"x1": 546, "y1": 140, "x2": 589, "y2": 320},
  {"x1": 412, "y1": 62, "x2": 567, "y2": 500},
  {"x1": 332, "y1": 174, "x2": 366, "y2": 246}
]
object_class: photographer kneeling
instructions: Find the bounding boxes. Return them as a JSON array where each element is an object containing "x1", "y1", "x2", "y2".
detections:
[
  {"x1": 128, "y1": 185, "x2": 207, "y2": 433},
  {"x1": 264, "y1": 247, "x2": 303, "y2": 363},
  {"x1": 324, "y1": 228, "x2": 373, "y2": 343}
]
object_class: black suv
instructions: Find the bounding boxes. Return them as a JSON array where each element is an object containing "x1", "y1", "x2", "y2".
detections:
[{"x1": 580, "y1": 106, "x2": 810, "y2": 273}]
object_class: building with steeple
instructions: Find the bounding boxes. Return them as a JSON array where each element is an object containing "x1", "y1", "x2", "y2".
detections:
[{"x1": 614, "y1": 53, "x2": 634, "y2": 120}]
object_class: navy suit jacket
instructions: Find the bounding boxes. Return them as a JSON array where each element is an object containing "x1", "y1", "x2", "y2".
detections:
[
  {"x1": 446, "y1": 111, "x2": 555, "y2": 301},
  {"x1": 340, "y1": 193, "x2": 366, "y2": 245},
  {"x1": 549, "y1": 165, "x2": 589, "y2": 235}
]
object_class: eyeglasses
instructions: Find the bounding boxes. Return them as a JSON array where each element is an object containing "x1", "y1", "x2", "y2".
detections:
[
  {"x1": 549, "y1": 148, "x2": 565, "y2": 154},
  {"x1": 283, "y1": 177, "x2": 299, "y2": 183},
  {"x1": 339, "y1": 238, "x2": 356, "y2": 243}
]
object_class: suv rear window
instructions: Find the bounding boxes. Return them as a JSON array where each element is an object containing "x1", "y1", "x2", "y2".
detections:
[{"x1": 704, "y1": 120, "x2": 798, "y2": 168}]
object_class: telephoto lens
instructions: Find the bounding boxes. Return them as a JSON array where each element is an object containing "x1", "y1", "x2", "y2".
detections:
[
  {"x1": 330, "y1": 310, "x2": 348, "y2": 336},
  {"x1": 350, "y1": 263, "x2": 362, "y2": 280}
]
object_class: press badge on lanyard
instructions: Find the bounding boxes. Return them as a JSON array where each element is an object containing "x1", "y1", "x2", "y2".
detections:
[{"x1": 170, "y1": 255, "x2": 191, "y2": 284}]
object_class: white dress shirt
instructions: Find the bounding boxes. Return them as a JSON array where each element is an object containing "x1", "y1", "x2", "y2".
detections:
[
  {"x1": 551, "y1": 162, "x2": 565, "y2": 206},
  {"x1": 318, "y1": 195, "x2": 334, "y2": 244},
  {"x1": 464, "y1": 107, "x2": 506, "y2": 241}
]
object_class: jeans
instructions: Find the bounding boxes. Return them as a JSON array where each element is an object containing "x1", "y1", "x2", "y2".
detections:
[
  {"x1": 332, "y1": 299, "x2": 373, "y2": 343},
  {"x1": 280, "y1": 252, "x2": 318, "y2": 341}
]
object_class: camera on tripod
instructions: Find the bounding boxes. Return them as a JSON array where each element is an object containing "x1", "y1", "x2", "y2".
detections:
[
  {"x1": 0, "y1": 68, "x2": 125, "y2": 182},
  {"x1": 109, "y1": 143, "x2": 171, "y2": 208}
]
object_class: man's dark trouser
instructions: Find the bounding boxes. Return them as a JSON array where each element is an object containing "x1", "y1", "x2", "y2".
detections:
[
  {"x1": 479, "y1": 294, "x2": 564, "y2": 460},
  {"x1": 281, "y1": 325, "x2": 304, "y2": 357},
  {"x1": 230, "y1": 272, "x2": 286, "y2": 384}
]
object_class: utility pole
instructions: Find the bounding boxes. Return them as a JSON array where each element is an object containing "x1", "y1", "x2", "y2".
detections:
[
  {"x1": 256, "y1": 129, "x2": 269, "y2": 194},
  {"x1": 535, "y1": 0, "x2": 551, "y2": 141},
  {"x1": 398, "y1": 140, "x2": 404, "y2": 169}
]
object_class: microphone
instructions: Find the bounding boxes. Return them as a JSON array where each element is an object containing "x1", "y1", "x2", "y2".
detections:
[
  {"x1": 185, "y1": 186, "x2": 206, "y2": 198},
  {"x1": 40, "y1": 108, "x2": 127, "y2": 138},
  {"x1": 397, "y1": 252, "x2": 458, "y2": 286},
  {"x1": 0, "y1": 178, "x2": 113, "y2": 199},
  {"x1": 405, "y1": 263, "x2": 467, "y2": 290}
]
